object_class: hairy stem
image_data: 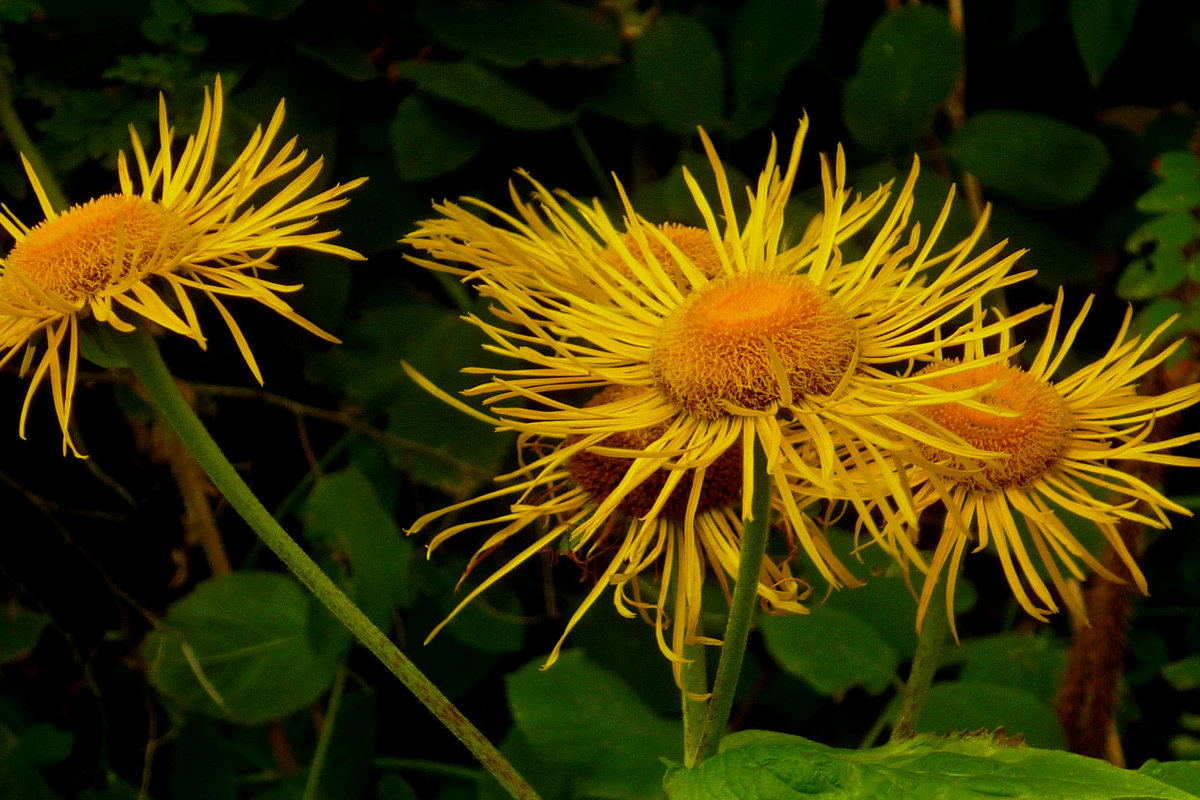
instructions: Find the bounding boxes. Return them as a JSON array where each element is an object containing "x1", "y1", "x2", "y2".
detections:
[
  {"x1": 103, "y1": 325, "x2": 541, "y2": 800},
  {"x1": 693, "y1": 439, "x2": 772, "y2": 763},
  {"x1": 891, "y1": 574, "x2": 951, "y2": 741}
]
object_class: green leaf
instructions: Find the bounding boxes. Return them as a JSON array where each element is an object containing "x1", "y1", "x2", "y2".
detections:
[
  {"x1": 1127, "y1": 210, "x2": 1200, "y2": 251},
  {"x1": 632, "y1": 13, "x2": 725, "y2": 135},
  {"x1": 1137, "y1": 177, "x2": 1200, "y2": 213},
  {"x1": 0, "y1": 606, "x2": 48, "y2": 663},
  {"x1": 507, "y1": 649, "x2": 682, "y2": 800},
  {"x1": 580, "y1": 65, "x2": 655, "y2": 126},
  {"x1": 0, "y1": 721, "x2": 72, "y2": 800},
  {"x1": 398, "y1": 59, "x2": 567, "y2": 130},
  {"x1": 843, "y1": 5, "x2": 963, "y2": 152},
  {"x1": 8, "y1": 723, "x2": 74, "y2": 765},
  {"x1": 989, "y1": 204, "x2": 1098, "y2": 287},
  {"x1": 1142, "y1": 761, "x2": 1200, "y2": 796},
  {"x1": 143, "y1": 572, "x2": 349, "y2": 724},
  {"x1": 759, "y1": 605, "x2": 901, "y2": 696},
  {"x1": 664, "y1": 729, "x2": 1200, "y2": 799},
  {"x1": 168, "y1": 718, "x2": 236, "y2": 800},
  {"x1": 388, "y1": 95, "x2": 487, "y2": 182},
  {"x1": 294, "y1": 37, "x2": 379, "y2": 81},
  {"x1": 306, "y1": 300, "x2": 515, "y2": 495},
  {"x1": 1070, "y1": 0, "x2": 1139, "y2": 86},
  {"x1": 949, "y1": 111, "x2": 1111, "y2": 208},
  {"x1": 417, "y1": 0, "x2": 622, "y2": 67},
  {"x1": 954, "y1": 633, "x2": 1067, "y2": 702},
  {"x1": 1116, "y1": 250, "x2": 1187, "y2": 300},
  {"x1": 1164, "y1": 654, "x2": 1200, "y2": 691},
  {"x1": 632, "y1": 150, "x2": 753, "y2": 229},
  {"x1": 728, "y1": 0, "x2": 822, "y2": 137},
  {"x1": 915, "y1": 681, "x2": 1067, "y2": 749},
  {"x1": 303, "y1": 465, "x2": 415, "y2": 626}
]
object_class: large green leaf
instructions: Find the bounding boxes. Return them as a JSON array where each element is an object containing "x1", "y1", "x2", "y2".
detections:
[
  {"x1": 303, "y1": 465, "x2": 415, "y2": 626},
  {"x1": 389, "y1": 95, "x2": 487, "y2": 182},
  {"x1": 988, "y1": 205, "x2": 1098, "y2": 287},
  {"x1": 417, "y1": 0, "x2": 621, "y2": 67},
  {"x1": 954, "y1": 633, "x2": 1067, "y2": 702},
  {"x1": 507, "y1": 649, "x2": 681, "y2": 799},
  {"x1": 632, "y1": 13, "x2": 725, "y2": 135},
  {"x1": 759, "y1": 604, "x2": 901, "y2": 696},
  {"x1": 728, "y1": 0, "x2": 822, "y2": 137},
  {"x1": 664, "y1": 729, "x2": 1200, "y2": 799},
  {"x1": 843, "y1": 5, "x2": 962, "y2": 152},
  {"x1": 143, "y1": 572, "x2": 349, "y2": 724},
  {"x1": 1071, "y1": 0, "x2": 1139, "y2": 87},
  {"x1": 948, "y1": 111, "x2": 1111, "y2": 208},
  {"x1": 915, "y1": 681, "x2": 1067, "y2": 750},
  {"x1": 398, "y1": 59, "x2": 567, "y2": 130}
]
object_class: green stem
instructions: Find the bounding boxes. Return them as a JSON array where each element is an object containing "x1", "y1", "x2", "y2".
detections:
[
  {"x1": 0, "y1": 65, "x2": 70, "y2": 213},
  {"x1": 302, "y1": 664, "x2": 347, "y2": 800},
  {"x1": 891, "y1": 576, "x2": 952, "y2": 741},
  {"x1": 567, "y1": 117, "x2": 618, "y2": 205},
  {"x1": 693, "y1": 438, "x2": 772, "y2": 763},
  {"x1": 680, "y1": 621, "x2": 709, "y2": 768},
  {"x1": 104, "y1": 325, "x2": 541, "y2": 800}
]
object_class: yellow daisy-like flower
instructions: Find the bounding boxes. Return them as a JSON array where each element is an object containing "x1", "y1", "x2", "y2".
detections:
[
  {"x1": 403, "y1": 116, "x2": 1038, "y2": 676},
  {"x1": 880, "y1": 290, "x2": 1200, "y2": 637},
  {"x1": 0, "y1": 77, "x2": 365, "y2": 454},
  {"x1": 405, "y1": 380, "x2": 814, "y2": 688}
]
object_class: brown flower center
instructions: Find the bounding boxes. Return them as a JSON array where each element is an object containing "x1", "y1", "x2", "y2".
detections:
[
  {"x1": 2, "y1": 194, "x2": 191, "y2": 305},
  {"x1": 650, "y1": 272, "x2": 857, "y2": 418},
  {"x1": 917, "y1": 361, "x2": 1072, "y2": 489},
  {"x1": 565, "y1": 385, "x2": 742, "y2": 520}
]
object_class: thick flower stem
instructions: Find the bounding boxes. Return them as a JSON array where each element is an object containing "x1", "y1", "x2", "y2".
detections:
[
  {"x1": 693, "y1": 438, "x2": 772, "y2": 764},
  {"x1": 680, "y1": 624, "x2": 709, "y2": 768},
  {"x1": 104, "y1": 325, "x2": 541, "y2": 800},
  {"x1": 891, "y1": 579, "x2": 951, "y2": 741}
]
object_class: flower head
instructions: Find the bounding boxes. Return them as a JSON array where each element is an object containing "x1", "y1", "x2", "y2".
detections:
[
  {"x1": 0, "y1": 77, "x2": 365, "y2": 454},
  {"x1": 403, "y1": 116, "x2": 1035, "y2": 678},
  {"x1": 876, "y1": 290, "x2": 1200, "y2": 637}
]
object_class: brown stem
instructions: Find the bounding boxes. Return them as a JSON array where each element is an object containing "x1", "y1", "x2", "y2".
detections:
[{"x1": 1054, "y1": 364, "x2": 1185, "y2": 763}]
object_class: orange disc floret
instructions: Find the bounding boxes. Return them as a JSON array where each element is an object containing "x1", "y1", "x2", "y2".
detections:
[
  {"x1": 650, "y1": 272, "x2": 857, "y2": 418},
  {"x1": 2, "y1": 195, "x2": 191, "y2": 305},
  {"x1": 601, "y1": 223, "x2": 724, "y2": 287},
  {"x1": 917, "y1": 360, "x2": 1072, "y2": 489},
  {"x1": 566, "y1": 385, "x2": 742, "y2": 519}
]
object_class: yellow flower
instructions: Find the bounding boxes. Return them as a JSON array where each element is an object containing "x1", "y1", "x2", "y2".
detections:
[
  {"x1": 881, "y1": 290, "x2": 1200, "y2": 637},
  {"x1": 403, "y1": 116, "x2": 1033, "y2": 677},
  {"x1": 0, "y1": 77, "x2": 365, "y2": 454},
  {"x1": 405, "y1": 380, "x2": 813, "y2": 688}
]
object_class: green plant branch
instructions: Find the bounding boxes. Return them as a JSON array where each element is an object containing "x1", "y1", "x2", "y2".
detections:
[
  {"x1": 891, "y1": 574, "x2": 952, "y2": 741},
  {"x1": 0, "y1": 65, "x2": 70, "y2": 214},
  {"x1": 692, "y1": 438, "x2": 772, "y2": 764},
  {"x1": 102, "y1": 324, "x2": 542, "y2": 800}
]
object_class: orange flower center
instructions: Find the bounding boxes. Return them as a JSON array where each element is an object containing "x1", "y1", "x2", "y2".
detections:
[
  {"x1": 650, "y1": 272, "x2": 857, "y2": 418},
  {"x1": 2, "y1": 194, "x2": 191, "y2": 305},
  {"x1": 918, "y1": 361, "x2": 1072, "y2": 489},
  {"x1": 602, "y1": 223, "x2": 723, "y2": 288},
  {"x1": 565, "y1": 385, "x2": 742, "y2": 520}
]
